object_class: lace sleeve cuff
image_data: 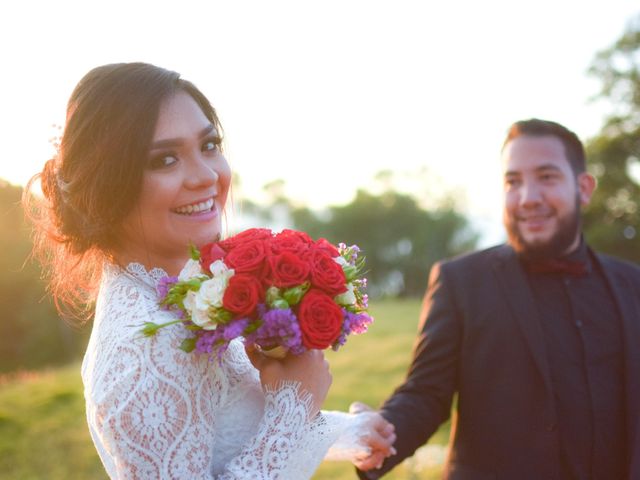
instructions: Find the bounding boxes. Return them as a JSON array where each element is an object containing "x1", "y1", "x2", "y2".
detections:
[
  {"x1": 322, "y1": 410, "x2": 376, "y2": 462},
  {"x1": 224, "y1": 381, "x2": 331, "y2": 478}
]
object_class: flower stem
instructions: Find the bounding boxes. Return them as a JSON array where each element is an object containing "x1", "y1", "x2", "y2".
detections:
[{"x1": 140, "y1": 319, "x2": 183, "y2": 337}]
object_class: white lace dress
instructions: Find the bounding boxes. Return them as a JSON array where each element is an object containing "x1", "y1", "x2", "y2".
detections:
[{"x1": 81, "y1": 263, "x2": 367, "y2": 479}]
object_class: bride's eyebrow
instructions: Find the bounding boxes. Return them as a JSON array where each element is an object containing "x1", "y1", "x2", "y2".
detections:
[{"x1": 150, "y1": 124, "x2": 216, "y2": 150}]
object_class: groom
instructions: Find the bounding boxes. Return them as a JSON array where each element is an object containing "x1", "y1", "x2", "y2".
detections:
[{"x1": 358, "y1": 119, "x2": 640, "y2": 479}]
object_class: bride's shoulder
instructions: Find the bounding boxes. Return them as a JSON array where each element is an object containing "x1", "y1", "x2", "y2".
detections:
[
  {"x1": 100, "y1": 262, "x2": 166, "y2": 301},
  {"x1": 121, "y1": 262, "x2": 170, "y2": 286},
  {"x1": 94, "y1": 262, "x2": 170, "y2": 330},
  {"x1": 102, "y1": 261, "x2": 167, "y2": 288}
]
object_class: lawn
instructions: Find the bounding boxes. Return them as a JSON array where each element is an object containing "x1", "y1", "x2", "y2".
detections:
[{"x1": 0, "y1": 298, "x2": 450, "y2": 479}]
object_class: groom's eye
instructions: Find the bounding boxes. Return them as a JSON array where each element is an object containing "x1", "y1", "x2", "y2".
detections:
[{"x1": 539, "y1": 173, "x2": 558, "y2": 182}]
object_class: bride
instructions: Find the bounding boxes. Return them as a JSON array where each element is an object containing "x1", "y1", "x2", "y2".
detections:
[{"x1": 25, "y1": 62, "x2": 395, "y2": 479}]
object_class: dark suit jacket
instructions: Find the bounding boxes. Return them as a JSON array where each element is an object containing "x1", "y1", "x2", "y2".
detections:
[{"x1": 360, "y1": 244, "x2": 640, "y2": 480}]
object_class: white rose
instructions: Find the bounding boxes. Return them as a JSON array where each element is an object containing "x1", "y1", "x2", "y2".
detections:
[
  {"x1": 197, "y1": 277, "x2": 227, "y2": 309},
  {"x1": 184, "y1": 289, "x2": 217, "y2": 330},
  {"x1": 209, "y1": 259, "x2": 235, "y2": 280},
  {"x1": 178, "y1": 258, "x2": 203, "y2": 281},
  {"x1": 335, "y1": 282, "x2": 356, "y2": 306}
]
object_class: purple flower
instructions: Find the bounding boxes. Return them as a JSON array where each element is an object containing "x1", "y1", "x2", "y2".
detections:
[
  {"x1": 223, "y1": 318, "x2": 250, "y2": 341},
  {"x1": 157, "y1": 276, "x2": 179, "y2": 300},
  {"x1": 349, "y1": 245, "x2": 361, "y2": 264},
  {"x1": 347, "y1": 311, "x2": 372, "y2": 334},
  {"x1": 195, "y1": 330, "x2": 222, "y2": 355},
  {"x1": 194, "y1": 318, "x2": 251, "y2": 359},
  {"x1": 361, "y1": 293, "x2": 369, "y2": 308},
  {"x1": 333, "y1": 309, "x2": 373, "y2": 350},
  {"x1": 339, "y1": 243, "x2": 361, "y2": 265},
  {"x1": 251, "y1": 308, "x2": 305, "y2": 355}
]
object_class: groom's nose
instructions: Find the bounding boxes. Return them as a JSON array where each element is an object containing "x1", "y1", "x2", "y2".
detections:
[{"x1": 519, "y1": 180, "x2": 544, "y2": 208}]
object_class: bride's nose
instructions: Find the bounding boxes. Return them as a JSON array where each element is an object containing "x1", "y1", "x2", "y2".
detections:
[{"x1": 184, "y1": 156, "x2": 219, "y2": 189}]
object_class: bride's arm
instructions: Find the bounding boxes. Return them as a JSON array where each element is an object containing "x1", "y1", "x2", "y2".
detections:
[{"x1": 84, "y1": 274, "x2": 335, "y2": 479}]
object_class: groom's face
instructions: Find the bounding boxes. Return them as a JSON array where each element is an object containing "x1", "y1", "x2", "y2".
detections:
[{"x1": 501, "y1": 134, "x2": 593, "y2": 259}]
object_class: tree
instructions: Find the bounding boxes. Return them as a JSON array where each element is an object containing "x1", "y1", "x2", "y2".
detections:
[
  {"x1": 292, "y1": 189, "x2": 477, "y2": 297},
  {"x1": 584, "y1": 15, "x2": 640, "y2": 262}
]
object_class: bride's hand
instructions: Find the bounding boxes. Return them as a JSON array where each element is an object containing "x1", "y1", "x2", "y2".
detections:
[
  {"x1": 349, "y1": 401, "x2": 397, "y2": 471},
  {"x1": 245, "y1": 345, "x2": 332, "y2": 417}
]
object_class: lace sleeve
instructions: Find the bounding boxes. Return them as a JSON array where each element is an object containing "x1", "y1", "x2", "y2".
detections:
[{"x1": 82, "y1": 266, "x2": 339, "y2": 479}]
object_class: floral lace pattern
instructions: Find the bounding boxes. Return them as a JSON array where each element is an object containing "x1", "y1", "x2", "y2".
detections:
[{"x1": 81, "y1": 263, "x2": 348, "y2": 479}]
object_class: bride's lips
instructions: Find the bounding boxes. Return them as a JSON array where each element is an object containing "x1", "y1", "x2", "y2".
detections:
[{"x1": 171, "y1": 196, "x2": 219, "y2": 220}]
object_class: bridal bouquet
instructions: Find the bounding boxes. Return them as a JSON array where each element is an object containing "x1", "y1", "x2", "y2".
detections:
[{"x1": 141, "y1": 228, "x2": 372, "y2": 358}]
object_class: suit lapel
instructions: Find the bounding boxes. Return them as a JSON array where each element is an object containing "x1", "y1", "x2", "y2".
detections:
[
  {"x1": 491, "y1": 246, "x2": 553, "y2": 395},
  {"x1": 597, "y1": 255, "x2": 640, "y2": 454}
]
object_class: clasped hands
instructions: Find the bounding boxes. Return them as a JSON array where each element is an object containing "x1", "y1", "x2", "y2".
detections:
[{"x1": 349, "y1": 401, "x2": 397, "y2": 471}]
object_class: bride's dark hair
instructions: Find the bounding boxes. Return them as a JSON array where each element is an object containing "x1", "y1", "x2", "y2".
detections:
[{"x1": 23, "y1": 62, "x2": 222, "y2": 321}]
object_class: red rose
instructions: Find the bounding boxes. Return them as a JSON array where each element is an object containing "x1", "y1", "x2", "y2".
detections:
[
  {"x1": 199, "y1": 242, "x2": 227, "y2": 274},
  {"x1": 307, "y1": 249, "x2": 347, "y2": 296},
  {"x1": 297, "y1": 289, "x2": 344, "y2": 349},
  {"x1": 269, "y1": 251, "x2": 311, "y2": 288},
  {"x1": 224, "y1": 239, "x2": 268, "y2": 277},
  {"x1": 222, "y1": 274, "x2": 263, "y2": 317},
  {"x1": 314, "y1": 238, "x2": 340, "y2": 257},
  {"x1": 270, "y1": 229, "x2": 313, "y2": 255},
  {"x1": 219, "y1": 228, "x2": 273, "y2": 251}
]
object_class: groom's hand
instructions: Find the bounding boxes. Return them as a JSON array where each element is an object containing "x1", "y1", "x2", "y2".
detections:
[{"x1": 349, "y1": 402, "x2": 397, "y2": 471}]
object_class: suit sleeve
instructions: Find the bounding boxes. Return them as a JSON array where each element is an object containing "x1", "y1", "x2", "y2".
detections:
[{"x1": 358, "y1": 261, "x2": 461, "y2": 479}]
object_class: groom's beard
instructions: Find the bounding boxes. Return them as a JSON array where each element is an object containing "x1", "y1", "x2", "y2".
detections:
[{"x1": 504, "y1": 194, "x2": 582, "y2": 261}]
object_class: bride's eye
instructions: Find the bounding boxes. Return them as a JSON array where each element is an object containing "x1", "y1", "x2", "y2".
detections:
[
  {"x1": 149, "y1": 153, "x2": 178, "y2": 170},
  {"x1": 202, "y1": 136, "x2": 223, "y2": 153}
]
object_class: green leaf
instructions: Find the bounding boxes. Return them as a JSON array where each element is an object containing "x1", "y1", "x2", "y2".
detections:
[
  {"x1": 140, "y1": 322, "x2": 162, "y2": 337},
  {"x1": 272, "y1": 299, "x2": 290, "y2": 310},
  {"x1": 138, "y1": 319, "x2": 184, "y2": 337},
  {"x1": 244, "y1": 320, "x2": 262, "y2": 334},
  {"x1": 179, "y1": 337, "x2": 197, "y2": 353},
  {"x1": 184, "y1": 278, "x2": 205, "y2": 290},
  {"x1": 210, "y1": 308, "x2": 233, "y2": 324},
  {"x1": 282, "y1": 282, "x2": 310, "y2": 306},
  {"x1": 189, "y1": 243, "x2": 201, "y2": 261},
  {"x1": 343, "y1": 265, "x2": 358, "y2": 282}
]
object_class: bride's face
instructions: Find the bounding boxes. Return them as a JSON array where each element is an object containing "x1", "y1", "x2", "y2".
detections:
[{"x1": 119, "y1": 91, "x2": 231, "y2": 270}]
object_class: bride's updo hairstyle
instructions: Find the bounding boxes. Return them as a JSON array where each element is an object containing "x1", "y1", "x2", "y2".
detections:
[{"x1": 24, "y1": 62, "x2": 222, "y2": 321}]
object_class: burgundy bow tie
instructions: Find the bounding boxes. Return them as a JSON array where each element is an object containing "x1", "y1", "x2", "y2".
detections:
[{"x1": 525, "y1": 258, "x2": 588, "y2": 277}]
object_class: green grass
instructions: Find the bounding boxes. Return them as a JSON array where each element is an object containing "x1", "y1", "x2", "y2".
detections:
[
  {"x1": 0, "y1": 298, "x2": 449, "y2": 479},
  {"x1": 0, "y1": 366, "x2": 106, "y2": 479}
]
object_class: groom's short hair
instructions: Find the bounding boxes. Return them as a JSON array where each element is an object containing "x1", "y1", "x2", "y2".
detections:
[{"x1": 502, "y1": 118, "x2": 586, "y2": 175}]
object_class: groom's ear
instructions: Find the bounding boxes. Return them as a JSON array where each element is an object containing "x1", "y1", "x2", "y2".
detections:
[{"x1": 577, "y1": 172, "x2": 596, "y2": 206}]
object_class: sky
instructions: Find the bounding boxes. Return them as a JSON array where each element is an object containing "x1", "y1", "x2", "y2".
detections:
[{"x1": 1, "y1": 0, "x2": 638, "y2": 246}]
